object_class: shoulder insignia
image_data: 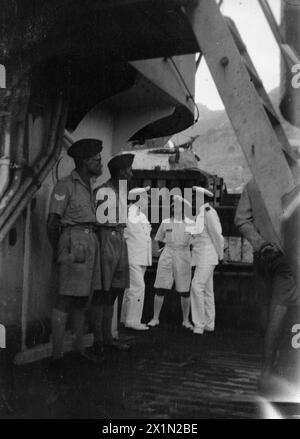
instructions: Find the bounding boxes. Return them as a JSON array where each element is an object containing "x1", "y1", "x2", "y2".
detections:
[
  {"x1": 205, "y1": 207, "x2": 211, "y2": 212},
  {"x1": 54, "y1": 193, "x2": 66, "y2": 201}
]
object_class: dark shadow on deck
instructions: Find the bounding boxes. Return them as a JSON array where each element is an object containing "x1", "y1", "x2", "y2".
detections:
[{"x1": 0, "y1": 327, "x2": 265, "y2": 419}]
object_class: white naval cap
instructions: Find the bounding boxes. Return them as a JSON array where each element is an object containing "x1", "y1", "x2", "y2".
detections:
[
  {"x1": 173, "y1": 194, "x2": 192, "y2": 208},
  {"x1": 193, "y1": 186, "x2": 214, "y2": 198},
  {"x1": 128, "y1": 186, "x2": 151, "y2": 196}
]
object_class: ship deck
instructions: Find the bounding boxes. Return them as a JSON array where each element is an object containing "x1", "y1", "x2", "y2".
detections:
[
  {"x1": 1, "y1": 324, "x2": 300, "y2": 419},
  {"x1": 0, "y1": 327, "x2": 263, "y2": 419}
]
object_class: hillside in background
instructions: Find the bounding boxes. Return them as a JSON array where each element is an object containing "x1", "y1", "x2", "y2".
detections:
[{"x1": 172, "y1": 88, "x2": 300, "y2": 193}]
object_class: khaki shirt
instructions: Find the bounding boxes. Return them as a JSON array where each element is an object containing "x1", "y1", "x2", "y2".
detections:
[
  {"x1": 49, "y1": 170, "x2": 96, "y2": 225},
  {"x1": 234, "y1": 179, "x2": 280, "y2": 252}
]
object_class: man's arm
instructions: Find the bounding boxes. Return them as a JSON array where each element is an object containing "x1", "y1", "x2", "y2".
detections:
[
  {"x1": 154, "y1": 222, "x2": 165, "y2": 251},
  {"x1": 157, "y1": 241, "x2": 165, "y2": 250},
  {"x1": 47, "y1": 180, "x2": 70, "y2": 251},
  {"x1": 234, "y1": 185, "x2": 267, "y2": 252},
  {"x1": 47, "y1": 213, "x2": 61, "y2": 251},
  {"x1": 206, "y1": 208, "x2": 224, "y2": 260}
]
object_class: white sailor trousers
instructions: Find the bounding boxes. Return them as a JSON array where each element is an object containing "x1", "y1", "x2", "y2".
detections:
[
  {"x1": 190, "y1": 265, "x2": 216, "y2": 331},
  {"x1": 121, "y1": 265, "x2": 147, "y2": 325}
]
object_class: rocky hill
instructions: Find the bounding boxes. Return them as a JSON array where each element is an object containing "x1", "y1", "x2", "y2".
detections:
[{"x1": 172, "y1": 88, "x2": 300, "y2": 192}]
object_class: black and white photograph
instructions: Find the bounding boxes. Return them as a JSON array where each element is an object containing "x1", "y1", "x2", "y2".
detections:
[{"x1": 0, "y1": 0, "x2": 300, "y2": 422}]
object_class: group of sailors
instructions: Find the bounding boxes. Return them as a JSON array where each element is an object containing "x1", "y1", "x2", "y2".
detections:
[
  {"x1": 124, "y1": 186, "x2": 224, "y2": 335},
  {"x1": 47, "y1": 137, "x2": 224, "y2": 365},
  {"x1": 47, "y1": 136, "x2": 300, "y2": 394}
]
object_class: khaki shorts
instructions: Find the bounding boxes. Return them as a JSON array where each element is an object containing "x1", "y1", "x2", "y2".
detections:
[
  {"x1": 254, "y1": 252, "x2": 299, "y2": 306},
  {"x1": 97, "y1": 227, "x2": 129, "y2": 292},
  {"x1": 57, "y1": 227, "x2": 101, "y2": 297}
]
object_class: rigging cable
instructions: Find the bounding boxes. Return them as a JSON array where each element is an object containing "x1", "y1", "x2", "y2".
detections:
[{"x1": 168, "y1": 57, "x2": 200, "y2": 124}]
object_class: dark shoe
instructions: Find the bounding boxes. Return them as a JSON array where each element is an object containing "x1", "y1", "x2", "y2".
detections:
[{"x1": 104, "y1": 340, "x2": 131, "y2": 351}]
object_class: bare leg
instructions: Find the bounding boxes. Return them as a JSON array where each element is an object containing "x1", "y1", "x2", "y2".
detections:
[
  {"x1": 51, "y1": 296, "x2": 71, "y2": 360},
  {"x1": 262, "y1": 304, "x2": 287, "y2": 375},
  {"x1": 148, "y1": 289, "x2": 168, "y2": 326},
  {"x1": 51, "y1": 310, "x2": 68, "y2": 360},
  {"x1": 71, "y1": 297, "x2": 89, "y2": 352},
  {"x1": 103, "y1": 289, "x2": 131, "y2": 350},
  {"x1": 152, "y1": 295, "x2": 164, "y2": 321},
  {"x1": 180, "y1": 295, "x2": 191, "y2": 324}
]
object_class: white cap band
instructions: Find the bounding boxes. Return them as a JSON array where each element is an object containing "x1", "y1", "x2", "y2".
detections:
[
  {"x1": 173, "y1": 194, "x2": 192, "y2": 208},
  {"x1": 193, "y1": 186, "x2": 214, "y2": 198},
  {"x1": 129, "y1": 186, "x2": 150, "y2": 196}
]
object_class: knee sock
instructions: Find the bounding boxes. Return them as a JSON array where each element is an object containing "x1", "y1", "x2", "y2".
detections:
[
  {"x1": 103, "y1": 304, "x2": 114, "y2": 344},
  {"x1": 51, "y1": 309, "x2": 68, "y2": 359},
  {"x1": 91, "y1": 305, "x2": 104, "y2": 346},
  {"x1": 153, "y1": 295, "x2": 164, "y2": 321},
  {"x1": 180, "y1": 296, "x2": 191, "y2": 323},
  {"x1": 72, "y1": 308, "x2": 86, "y2": 352},
  {"x1": 111, "y1": 298, "x2": 119, "y2": 339}
]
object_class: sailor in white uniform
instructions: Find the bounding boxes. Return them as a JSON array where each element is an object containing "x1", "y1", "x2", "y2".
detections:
[
  {"x1": 148, "y1": 195, "x2": 194, "y2": 330},
  {"x1": 190, "y1": 186, "x2": 224, "y2": 335},
  {"x1": 121, "y1": 186, "x2": 152, "y2": 330}
]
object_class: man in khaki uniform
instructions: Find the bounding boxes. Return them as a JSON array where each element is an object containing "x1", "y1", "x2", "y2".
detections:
[
  {"x1": 47, "y1": 138, "x2": 103, "y2": 364},
  {"x1": 235, "y1": 179, "x2": 299, "y2": 389},
  {"x1": 94, "y1": 153, "x2": 134, "y2": 351}
]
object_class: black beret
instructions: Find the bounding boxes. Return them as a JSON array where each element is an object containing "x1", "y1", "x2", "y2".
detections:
[
  {"x1": 108, "y1": 153, "x2": 135, "y2": 173},
  {"x1": 68, "y1": 138, "x2": 103, "y2": 160}
]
